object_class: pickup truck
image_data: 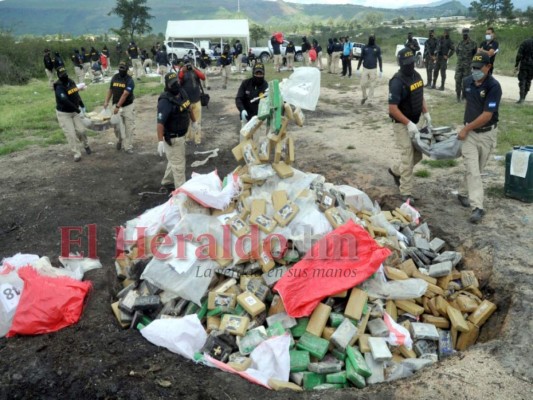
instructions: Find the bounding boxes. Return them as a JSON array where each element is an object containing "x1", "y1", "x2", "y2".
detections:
[
  {"x1": 395, "y1": 37, "x2": 427, "y2": 68},
  {"x1": 250, "y1": 40, "x2": 303, "y2": 64}
]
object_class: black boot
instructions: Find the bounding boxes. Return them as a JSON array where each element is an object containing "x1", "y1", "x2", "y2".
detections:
[
  {"x1": 439, "y1": 81, "x2": 445, "y2": 91},
  {"x1": 517, "y1": 93, "x2": 525, "y2": 104}
]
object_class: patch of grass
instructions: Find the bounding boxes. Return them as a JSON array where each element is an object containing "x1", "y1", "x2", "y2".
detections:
[
  {"x1": 346, "y1": 145, "x2": 355, "y2": 150},
  {"x1": 421, "y1": 159, "x2": 458, "y2": 168},
  {"x1": 414, "y1": 169, "x2": 431, "y2": 178},
  {"x1": 486, "y1": 184, "x2": 505, "y2": 199}
]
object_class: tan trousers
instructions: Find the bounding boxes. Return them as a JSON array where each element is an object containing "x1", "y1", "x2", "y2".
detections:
[
  {"x1": 361, "y1": 68, "x2": 377, "y2": 101},
  {"x1": 74, "y1": 66, "x2": 85, "y2": 84},
  {"x1": 331, "y1": 52, "x2": 342, "y2": 74},
  {"x1": 143, "y1": 59, "x2": 152, "y2": 73},
  {"x1": 56, "y1": 110, "x2": 88, "y2": 159},
  {"x1": 132, "y1": 58, "x2": 143, "y2": 78},
  {"x1": 273, "y1": 54, "x2": 282, "y2": 71},
  {"x1": 45, "y1": 69, "x2": 54, "y2": 88},
  {"x1": 316, "y1": 51, "x2": 324, "y2": 70},
  {"x1": 222, "y1": 65, "x2": 231, "y2": 87},
  {"x1": 185, "y1": 101, "x2": 202, "y2": 144},
  {"x1": 302, "y1": 51, "x2": 309, "y2": 66},
  {"x1": 83, "y1": 62, "x2": 91, "y2": 79},
  {"x1": 327, "y1": 54, "x2": 332, "y2": 72},
  {"x1": 391, "y1": 122, "x2": 423, "y2": 196},
  {"x1": 460, "y1": 128, "x2": 498, "y2": 210},
  {"x1": 159, "y1": 65, "x2": 168, "y2": 84},
  {"x1": 286, "y1": 54, "x2": 294, "y2": 70},
  {"x1": 161, "y1": 136, "x2": 186, "y2": 188},
  {"x1": 200, "y1": 67, "x2": 209, "y2": 88},
  {"x1": 113, "y1": 102, "x2": 135, "y2": 151},
  {"x1": 236, "y1": 54, "x2": 243, "y2": 70}
]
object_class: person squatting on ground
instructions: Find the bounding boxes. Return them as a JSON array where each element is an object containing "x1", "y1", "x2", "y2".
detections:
[
  {"x1": 515, "y1": 36, "x2": 533, "y2": 104},
  {"x1": 43, "y1": 49, "x2": 55, "y2": 89},
  {"x1": 433, "y1": 29, "x2": 455, "y2": 90},
  {"x1": 457, "y1": 52, "x2": 502, "y2": 224},
  {"x1": 356, "y1": 34, "x2": 383, "y2": 105},
  {"x1": 235, "y1": 63, "x2": 269, "y2": 125},
  {"x1": 218, "y1": 45, "x2": 233, "y2": 89},
  {"x1": 71, "y1": 49, "x2": 85, "y2": 84},
  {"x1": 454, "y1": 28, "x2": 478, "y2": 102},
  {"x1": 155, "y1": 45, "x2": 169, "y2": 85},
  {"x1": 156, "y1": 72, "x2": 196, "y2": 191},
  {"x1": 179, "y1": 57, "x2": 206, "y2": 144},
  {"x1": 285, "y1": 41, "x2": 296, "y2": 71},
  {"x1": 423, "y1": 30, "x2": 437, "y2": 88},
  {"x1": 388, "y1": 48, "x2": 432, "y2": 206},
  {"x1": 104, "y1": 62, "x2": 136, "y2": 154},
  {"x1": 53, "y1": 66, "x2": 91, "y2": 162},
  {"x1": 127, "y1": 41, "x2": 143, "y2": 80}
]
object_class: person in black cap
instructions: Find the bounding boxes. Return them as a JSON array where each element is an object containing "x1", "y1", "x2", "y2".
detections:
[
  {"x1": 71, "y1": 49, "x2": 85, "y2": 84},
  {"x1": 457, "y1": 52, "x2": 501, "y2": 224},
  {"x1": 53, "y1": 66, "x2": 91, "y2": 162},
  {"x1": 43, "y1": 49, "x2": 55, "y2": 89},
  {"x1": 423, "y1": 29, "x2": 437, "y2": 88},
  {"x1": 302, "y1": 36, "x2": 311, "y2": 66},
  {"x1": 515, "y1": 36, "x2": 533, "y2": 104},
  {"x1": 405, "y1": 32, "x2": 420, "y2": 53},
  {"x1": 81, "y1": 47, "x2": 91, "y2": 80},
  {"x1": 235, "y1": 63, "x2": 268, "y2": 123},
  {"x1": 103, "y1": 61, "x2": 136, "y2": 154},
  {"x1": 155, "y1": 44, "x2": 170, "y2": 84},
  {"x1": 217, "y1": 44, "x2": 233, "y2": 89},
  {"x1": 356, "y1": 34, "x2": 383, "y2": 105},
  {"x1": 387, "y1": 48, "x2": 432, "y2": 206},
  {"x1": 178, "y1": 56, "x2": 205, "y2": 144},
  {"x1": 127, "y1": 41, "x2": 142, "y2": 80},
  {"x1": 156, "y1": 71, "x2": 196, "y2": 192}
]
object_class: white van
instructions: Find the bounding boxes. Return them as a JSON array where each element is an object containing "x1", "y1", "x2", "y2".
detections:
[{"x1": 165, "y1": 40, "x2": 201, "y2": 63}]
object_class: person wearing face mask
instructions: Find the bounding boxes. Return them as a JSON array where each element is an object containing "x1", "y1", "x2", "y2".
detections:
[
  {"x1": 423, "y1": 30, "x2": 437, "y2": 88},
  {"x1": 235, "y1": 63, "x2": 268, "y2": 123},
  {"x1": 457, "y1": 52, "x2": 501, "y2": 224},
  {"x1": 104, "y1": 61, "x2": 136, "y2": 154},
  {"x1": 156, "y1": 72, "x2": 195, "y2": 192},
  {"x1": 71, "y1": 49, "x2": 85, "y2": 84},
  {"x1": 178, "y1": 56, "x2": 206, "y2": 144},
  {"x1": 54, "y1": 67, "x2": 91, "y2": 162},
  {"x1": 155, "y1": 45, "x2": 170, "y2": 85},
  {"x1": 432, "y1": 29, "x2": 455, "y2": 90},
  {"x1": 356, "y1": 34, "x2": 383, "y2": 105},
  {"x1": 478, "y1": 27, "x2": 499, "y2": 74},
  {"x1": 388, "y1": 48, "x2": 432, "y2": 206},
  {"x1": 515, "y1": 37, "x2": 533, "y2": 104},
  {"x1": 218, "y1": 44, "x2": 233, "y2": 89},
  {"x1": 454, "y1": 28, "x2": 478, "y2": 103},
  {"x1": 405, "y1": 32, "x2": 420, "y2": 53}
]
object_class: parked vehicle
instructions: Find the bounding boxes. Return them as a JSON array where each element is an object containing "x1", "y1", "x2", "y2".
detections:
[
  {"x1": 165, "y1": 40, "x2": 201, "y2": 63},
  {"x1": 395, "y1": 37, "x2": 427, "y2": 68},
  {"x1": 250, "y1": 39, "x2": 303, "y2": 64}
]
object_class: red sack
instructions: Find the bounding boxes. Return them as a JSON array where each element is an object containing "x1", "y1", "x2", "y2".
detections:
[
  {"x1": 6, "y1": 266, "x2": 92, "y2": 337},
  {"x1": 274, "y1": 32, "x2": 284, "y2": 44},
  {"x1": 274, "y1": 220, "x2": 391, "y2": 317},
  {"x1": 100, "y1": 54, "x2": 108, "y2": 69},
  {"x1": 309, "y1": 48, "x2": 317, "y2": 62}
]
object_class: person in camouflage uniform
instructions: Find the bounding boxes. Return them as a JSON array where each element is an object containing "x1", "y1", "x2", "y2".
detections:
[
  {"x1": 454, "y1": 28, "x2": 477, "y2": 102},
  {"x1": 515, "y1": 36, "x2": 533, "y2": 104},
  {"x1": 423, "y1": 29, "x2": 437, "y2": 87}
]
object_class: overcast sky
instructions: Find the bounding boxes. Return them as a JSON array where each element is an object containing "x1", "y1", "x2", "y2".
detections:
[{"x1": 279, "y1": 0, "x2": 457, "y2": 8}]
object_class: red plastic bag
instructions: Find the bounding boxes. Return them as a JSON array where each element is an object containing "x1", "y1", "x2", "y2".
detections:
[
  {"x1": 6, "y1": 266, "x2": 92, "y2": 337},
  {"x1": 309, "y1": 48, "x2": 317, "y2": 62},
  {"x1": 274, "y1": 32, "x2": 284, "y2": 44},
  {"x1": 274, "y1": 220, "x2": 391, "y2": 317}
]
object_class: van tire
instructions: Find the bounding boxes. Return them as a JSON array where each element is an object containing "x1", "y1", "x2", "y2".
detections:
[{"x1": 260, "y1": 52, "x2": 270, "y2": 63}]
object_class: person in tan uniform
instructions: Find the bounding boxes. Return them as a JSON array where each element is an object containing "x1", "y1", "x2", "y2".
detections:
[{"x1": 53, "y1": 67, "x2": 91, "y2": 161}]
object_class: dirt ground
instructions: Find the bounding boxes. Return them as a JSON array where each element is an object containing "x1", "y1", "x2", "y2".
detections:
[{"x1": 0, "y1": 67, "x2": 532, "y2": 400}]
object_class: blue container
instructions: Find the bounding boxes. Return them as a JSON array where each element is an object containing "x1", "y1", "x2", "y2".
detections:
[{"x1": 504, "y1": 146, "x2": 533, "y2": 203}]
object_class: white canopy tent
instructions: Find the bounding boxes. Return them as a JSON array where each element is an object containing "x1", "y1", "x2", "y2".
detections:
[{"x1": 165, "y1": 19, "x2": 250, "y2": 49}]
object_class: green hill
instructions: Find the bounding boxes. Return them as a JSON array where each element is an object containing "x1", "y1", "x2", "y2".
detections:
[{"x1": 0, "y1": 0, "x2": 468, "y2": 36}]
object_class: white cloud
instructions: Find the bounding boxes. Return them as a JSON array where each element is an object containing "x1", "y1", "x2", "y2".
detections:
[{"x1": 283, "y1": 0, "x2": 438, "y2": 8}]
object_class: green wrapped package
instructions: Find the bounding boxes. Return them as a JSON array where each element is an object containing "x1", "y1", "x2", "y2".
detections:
[
  {"x1": 346, "y1": 357, "x2": 366, "y2": 389},
  {"x1": 267, "y1": 321, "x2": 286, "y2": 337},
  {"x1": 290, "y1": 350, "x2": 310, "y2": 372},
  {"x1": 296, "y1": 332, "x2": 329, "y2": 360},
  {"x1": 234, "y1": 304, "x2": 247, "y2": 316},
  {"x1": 326, "y1": 371, "x2": 347, "y2": 384},
  {"x1": 291, "y1": 317, "x2": 309, "y2": 338},
  {"x1": 330, "y1": 347, "x2": 346, "y2": 362},
  {"x1": 257, "y1": 97, "x2": 270, "y2": 120},
  {"x1": 184, "y1": 301, "x2": 200, "y2": 315},
  {"x1": 346, "y1": 346, "x2": 372, "y2": 378},
  {"x1": 302, "y1": 372, "x2": 326, "y2": 390},
  {"x1": 196, "y1": 300, "x2": 208, "y2": 320},
  {"x1": 329, "y1": 312, "x2": 345, "y2": 328},
  {"x1": 206, "y1": 307, "x2": 223, "y2": 317}
]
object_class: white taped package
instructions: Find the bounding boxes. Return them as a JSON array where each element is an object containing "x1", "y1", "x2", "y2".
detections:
[
  {"x1": 205, "y1": 333, "x2": 291, "y2": 388},
  {"x1": 140, "y1": 315, "x2": 207, "y2": 360},
  {"x1": 336, "y1": 185, "x2": 374, "y2": 212},
  {"x1": 176, "y1": 171, "x2": 240, "y2": 210},
  {"x1": 361, "y1": 265, "x2": 428, "y2": 300},
  {"x1": 0, "y1": 270, "x2": 24, "y2": 337},
  {"x1": 279, "y1": 67, "x2": 321, "y2": 111},
  {"x1": 383, "y1": 312, "x2": 413, "y2": 349}
]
